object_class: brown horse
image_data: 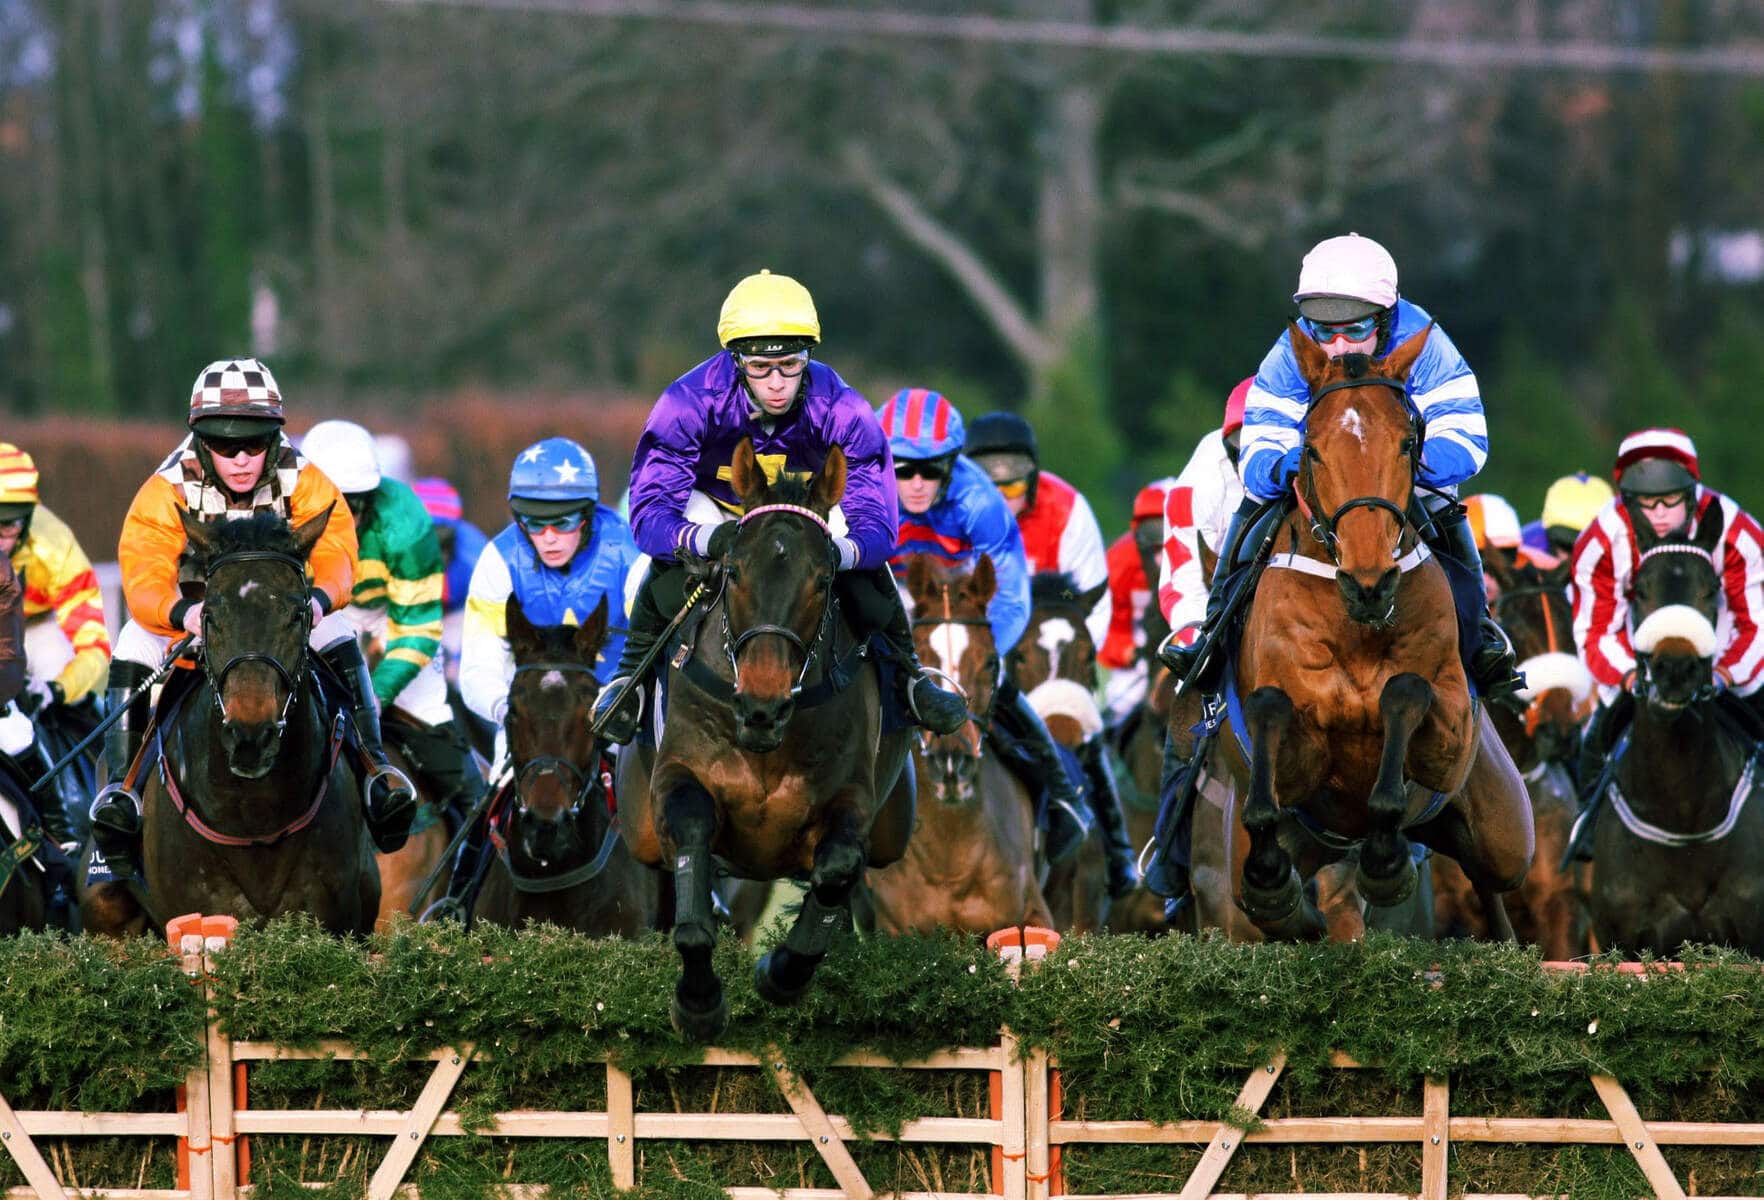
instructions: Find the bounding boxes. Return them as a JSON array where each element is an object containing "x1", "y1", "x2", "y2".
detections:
[
  {"x1": 864, "y1": 554, "x2": 1050, "y2": 934},
  {"x1": 1433, "y1": 553, "x2": 1591, "y2": 956},
  {"x1": 1227, "y1": 325, "x2": 1532, "y2": 941},
  {"x1": 618, "y1": 440, "x2": 912, "y2": 1040},
  {"x1": 82, "y1": 509, "x2": 379, "y2": 937},
  {"x1": 1585, "y1": 507, "x2": 1764, "y2": 955},
  {"x1": 473, "y1": 596, "x2": 662, "y2": 935}
]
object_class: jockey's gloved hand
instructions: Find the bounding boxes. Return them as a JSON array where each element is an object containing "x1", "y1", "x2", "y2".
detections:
[
  {"x1": 1275, "y1": 447, "x2": 1304, "y2": 490},
  {"x1": 17, "y1": 677, "x2": 60, "y2": 716},
  {"x1": 181, "y1": 602, "x2": 205, "y2": 638},
  {"x1": 706, "y1": 521, "x2": 737, "y2": 560}
]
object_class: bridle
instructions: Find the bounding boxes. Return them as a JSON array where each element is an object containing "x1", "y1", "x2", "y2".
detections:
[
  {"x1": 1630, "y1": 542, "x2": 1723, "y2": 709},
  {"x1": 909, "y1": 580, "x2": 992, "y2": 759},
  {"x1": 1294, "y1": 375, "x2": 1425, "y2": 565},
  {"x1": 721, "y1": 503, "x2": 838, "y2": 698},
  {"x1": 508, "y1": 659, "x2": 607, "y2": 816},
  {"x1": 498, "y1": 658, "x2": 620, "y2": 893},
  {"x1": 201, "y1": 548, "x2": 313, "y2": 735}
]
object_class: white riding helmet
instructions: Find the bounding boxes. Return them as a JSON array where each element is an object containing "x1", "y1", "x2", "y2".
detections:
[
  {"x1": 300, "y1": 419, "x2": 383, "y2": 495},
  {"x1": 1293, "y1": 233, "x2": 1399, "y2": 322}
]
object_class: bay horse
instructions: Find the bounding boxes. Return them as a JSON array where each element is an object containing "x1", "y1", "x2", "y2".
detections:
[
  {"x1": 472, "y1": 595, "x2": 661, "y2": 935},
  {"x1": 1227, "y1": 324, "x2": 1532, "y2": 941},
  {"x1": 82, "y1": 508, "x2": 378, "y2": 937},
  {"x1": 617, "y1": 440, "x2": 912, "y2": 1040},
  {"x1": 864, "y1": 554, "x2": 1050, "y2": 934},
  {"x1": 1433, "y1": 553, "x2": 1591, "y2": 957},
  {"x1": 1585, "y1": 506, "x2": 1764, "y2": 955}
]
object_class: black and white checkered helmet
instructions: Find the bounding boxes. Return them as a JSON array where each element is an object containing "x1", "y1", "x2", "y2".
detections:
[{"x1": 187, "y1": 357, "x2": 285, "y2": 427}]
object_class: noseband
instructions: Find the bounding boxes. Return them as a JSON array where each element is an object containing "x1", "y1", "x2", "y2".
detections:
[
  {"x1": 201, "y1": 548, "x2": 313, "y2": 732},
  {"x1": 1296, "y1": 375, "x2": 1424, "y2": 563},
  {"x1": 721, "y1": 504, "x2": 837, "y2": 698}
]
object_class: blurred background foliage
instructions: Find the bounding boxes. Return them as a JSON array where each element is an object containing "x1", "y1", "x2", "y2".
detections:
[{"x1": 3, "y1": 0, "x2": 1764, "y2": 531}]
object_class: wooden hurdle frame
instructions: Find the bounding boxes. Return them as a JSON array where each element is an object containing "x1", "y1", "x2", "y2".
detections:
[{"x1": 7, "y1": 926, "x2": 1764, "y2": 1200}]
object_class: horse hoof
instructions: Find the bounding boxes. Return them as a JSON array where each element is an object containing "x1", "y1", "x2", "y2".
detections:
[
  {"x1": 1357, "y1": 859, "x2": 1418, "y2": 907},
  {"x1": 754, "y1": 951, "x2": 811, "y2": 1007},
  {"x1": 1238, "y1": 866, "x2": 1303, "y2": 925},
  {"x1": 669, "y1": 983, "x2": 728, "y2": 1042}
]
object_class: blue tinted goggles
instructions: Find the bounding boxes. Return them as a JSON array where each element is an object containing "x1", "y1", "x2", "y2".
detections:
[{"x1": 1303, "y1": 313, "x2": 1380, "y2": 343}]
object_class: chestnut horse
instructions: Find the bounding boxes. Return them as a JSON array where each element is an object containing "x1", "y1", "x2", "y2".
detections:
[
  {"x1": 82, "y1": 509, "x2": 378, "y2": 937},
  {"x1": 1584, "y1": 507, "x2": 1764, "y2": 955},
  {"x1": 1227, "y1": 325, "x2": 1532, "y2": 940},
  {"x1": 618, "y1": 440, "x2": 912, "y2": 1040},
  {"x1": 864, "y1": 554, "x2": 1050, "y2": 933},
  {"x1": 472, "y1": 596, "x2": 662, "y2": 935}
]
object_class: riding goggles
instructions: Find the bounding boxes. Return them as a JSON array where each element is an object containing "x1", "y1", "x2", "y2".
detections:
[
  {"x1": 733, "y1": 350, "x2": 810, "y2": 380},
  {"x1": 1302, "y1": 313, "x2": 1380, "y2": 344},
  {"x1": 1631, "y1": 491, "x2": 1690, "y2": 513},
  {"x1": 515, "y1": 508, "x2": 591, "y2": 535},
  {"x1": 896, "y1": 459, "x2": 951, "y2": 482},
  {"x1": 200, "y1": 432, "x2": 278, "y2": 459},
  {"x1": 992, "y1": 476, "x2": 1030, "y2": 500}
]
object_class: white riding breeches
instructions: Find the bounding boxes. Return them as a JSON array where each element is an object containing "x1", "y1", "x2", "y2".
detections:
[
  {"x1": 24, "y1": 615, "x2": 74, "y2": 686},
  {"x1": 113, "y1": 612, "x2": 359, "y2": 670}
]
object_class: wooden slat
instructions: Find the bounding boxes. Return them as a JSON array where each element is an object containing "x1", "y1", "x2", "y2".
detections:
[
  {"x1": 229, "y1": 1108, "x2": 997, "y2": 1142},
  {"x1": 606, "y1": 1062, "x2": 634, "y2": 1190},
  {"x1": 1451, "y1": 1117, "x2": 1764, "y2": 1145},
  {"x1": 997, "y1": 1026, "x2": 1027, "y2": 1200},
  {"x1": 1055, "y1": 1114, "x2": 1424, "y2": 1144},
  {"x1": 0, "y1": 1089, "x2": 65, "y2": 1200},
  {"x1": 764, "y1": 1052, "x2": 873, "y2": 1200},
  {"x1": 15, "y1": 1114, "x2": 188, "y2": 1136},
  {"x1": 1422, "y1": 1075, "x2": 1449, "y2": 1200},
  {"x1": 1177, "y1": 1052, "x2": 1286, "y2": 1200},
  {"x1": 229, "y1": 1042, "x2": 453, "y2": 1063},
  {"x1": 3, "y1": 1191, "x2": 189, "y2": 1200},
  {"x1": 365, "y1": 1048, "x2": 473, "y2": 1200},
  {"x1": 1590, "y1": 1073, "x2": 1686, "y2": 1200},
  {"x1": 174, "y1": 930, "x2": 212, "y2": 1200},
  {"x1": 1024, "y1": 1045, "x2": 1051, "y2": 1200}
]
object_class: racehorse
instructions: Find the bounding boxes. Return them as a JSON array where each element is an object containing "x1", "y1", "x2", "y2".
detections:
[
  {"x1": 1585, "y1": 507, "x2": 1764, "y2": 955},
  {"x1": 1433, "y1": 554, "x2": 1590, "y2": 957},
  {"x1": 1, "y1": 772, "x2": 48, "y2": 934},
  {"x1": 472, "y1": 595, "x2": 661, "y2": 935},
  {"x1": 617, "y1": 440, "x2": 912, "y2": 1040},
  {"x1": 1011, "y1": 571, "x2": 1109, "y2": 932},
  {"x1": 81, "y1": 509, "x2": 378, "y2": 937},
  {"x1": 864, "y1": 554, "x2": 1050, "y2": 934},
  {"x1": 1227, "y1": 324, "x2": 1532, "y2": 941}
]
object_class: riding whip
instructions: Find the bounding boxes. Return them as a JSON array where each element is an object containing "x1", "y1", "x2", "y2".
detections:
[
  {"x1": 28, "y1": 635, "x2": 196, "y2": 795},
  {"x1": 1172, "y1": 506, "x2": 1286, "y2": 700},
  {"x1": 405, "y1": 758, "x2": 513, "y2": 918},
  {"x1": 585, "y1": 575, "x2": 712, "y2": 739}
]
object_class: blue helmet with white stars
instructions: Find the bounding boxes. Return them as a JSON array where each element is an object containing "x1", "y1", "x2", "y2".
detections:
[{"x1": 508, "y1": 437, "x2": 599, "y2": 509}]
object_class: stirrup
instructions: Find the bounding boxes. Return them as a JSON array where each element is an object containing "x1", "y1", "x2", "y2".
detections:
[
  {"x1": 419, "y1": 896, "x2": 470, "y2": 924},
  {"x1": 592, "y1": 676, "x2": 643, "y2": 744},
  {"x1": 908, "y1": 667, "x2": 969, "y2": 735},
  {"x1": 366, "y1": 763, "x2": 417, "y2": 806},
  {"x1": 89, "y1": 783, "x2": 143, "y2": 834}
]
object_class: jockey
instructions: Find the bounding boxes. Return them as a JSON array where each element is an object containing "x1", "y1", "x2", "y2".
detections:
[
  {"x1": 966, "y1": 411, "x2": 1114, "y2": 650},
  {"x1": 1524, "y1": 471, "x2": 1614, "y2": 563},
  {"x1": 298, "y1": 420, "x2": 484, "y2": 830},
  {"x1": 591, "y1": 270, "x2": 968, "y2": 742},
  {"x1": 0, "y1": 555, "x2": 21, "y2": 708},
  {"x1": 88, "y1": 358, "x2": 417, "y2": 881},
  {"x1": 0, "y1": 443, "x2": 111, "y2": 841},
  {"x1": 441, "y1": 437, "x2": 638, "y2": 919},
  {"x1": 1159, "y1": 234, "x2": 1524, "y2": 705},
  {"x1": 1571, "y1": 428, "x2": 1764, "y2": 783},
  {"x1": 1098, "y1": 478, "x2": 1177, "y2": 718},
  {"x1": 1464, "y1": 493, "x2": 1559, "y2": 575},
  {"x1": 880, "y1": 388, "x2": 1125, "y2": 882},
  {"x1": 1156, "y1": 377, "x2": 1251, "y2": 654},
  {"x1": 412, "y1": 476, "x2": 489, "y2": 683}
]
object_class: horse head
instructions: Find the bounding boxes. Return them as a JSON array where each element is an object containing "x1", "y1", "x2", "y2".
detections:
[
  {"x1": 906, "y1": 553, "x2": 998, "y2": 804},
  {"x1": 723, "y1": 437, "x2": 845, "y2": 753},
  {"x1": 1488, "y1": 554, "x2": 1592, "y2": 762},
  {"x1": 179, "y1": 506, "x2": 330, "y2": 779},
  {"x1": 504, "y1": 593, "x2": 611, "y2": 869},
  {"x1": 1630, "y1": 504, "x2": 1725, "y2": 716},
  {"x1": 1009, "y1": 572, "x2": 1104, "y2": 692},
  {"x1": 1290, "y1": 321, "x2": 1433, "y2": 627}
]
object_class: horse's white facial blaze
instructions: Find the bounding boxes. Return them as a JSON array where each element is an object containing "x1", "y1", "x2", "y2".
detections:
[
  {"x1": 238, "y1": 580, "x2": 259, "y2": 598},
  {"x1": 925, "y1": 622, "x2": 969, "y2": 676},
  {"x1": 1038, "y1": 617, "x2": 1075, "y2": 667},
  {"x1": 1341, "y1": 405, "x2": 1366, "y2": 446},
  {"x1": 540, "y1": 669, "x2": 567, "y2": 690}
]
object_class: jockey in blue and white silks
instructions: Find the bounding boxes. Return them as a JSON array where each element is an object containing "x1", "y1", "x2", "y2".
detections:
[{"x1": 891, "y1": 452, "x2": 1031, "y2": 654}]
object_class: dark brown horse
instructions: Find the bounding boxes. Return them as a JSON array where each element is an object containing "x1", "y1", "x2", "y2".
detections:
[
  {"x1": 1434, "y1": 553, "x2": 1591, "y2": 956},
  {"x1": 1585, "y1": 507, "x2": 1764, "y2": 955},
  {"x1": 618, "y1": 440, "x2": 912, "y2": 1040},
  {"x1": 472, "y1": 596, "x2": 662, "y2": 935},
  {"x1": 865, "y1": 554, "x2": 1050, "y2": 934},
  {"x1": 82, "y1": 509, "x2": 378, "y2": 937},
  {"x1": 1227, "y1": 325, "x2": 1532, "y2": 940}
]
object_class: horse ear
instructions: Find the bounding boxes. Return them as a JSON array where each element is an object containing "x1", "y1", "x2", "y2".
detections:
[
  {"x1": 729, "y1": 438, "x2": 768, "y2": 510},
  {"x1": 810, "y1": 445, "x2": 848, "y2": 514},
  {"x1": 1694, "y1": 498, "x2": 1726, "y2": 553},
  {"x1": 505, "y1": 592, "x2": 538, "y2": 656},
  {"x1": 576, "y1": 596, "x2": 610, "y2": 662},
  {"x1": 1543, "y1": 558, "x2": 1573, "y2": 590},
  {"x1": 1381, "y1": 322, "x2": 1434, "y2": 382},
  {"x1": 291, "y1": 503, "x2": 334, "y2": 562},
  {"x1": 906, "y1": 553, "x2": 935, "y2": 604},
  {"x1": 1288, "y1": 320, "x2": 1331, "y2": 389},
  {"x1": 970, "y1": 553, "x2": 998, "y2": 606},
  {"x1": 1078, "y1": 578, "x2": 1108, "y2": 615},
  {"x1": 178, "y1": 506, "x2": 217, "y2": 563}
]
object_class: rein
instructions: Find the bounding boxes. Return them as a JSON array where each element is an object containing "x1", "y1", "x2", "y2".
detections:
[
  {"x1": 909, "y1": 582, "x2": 991, "y2": 757},
  {"x1": 159, "y1": 704, "x2": 349, "y2": 847}
]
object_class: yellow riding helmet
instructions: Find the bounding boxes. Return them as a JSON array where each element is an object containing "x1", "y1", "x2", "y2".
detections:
[
  {"x1": 1540, "y1": 471, "x2": 1615, "y2": 534},
  {"x1": 0, "y1": 443, "x2": 40, "y2": 505},
  {"x1": 716, "y1": 270, "x2": 821, "y2": 349}
]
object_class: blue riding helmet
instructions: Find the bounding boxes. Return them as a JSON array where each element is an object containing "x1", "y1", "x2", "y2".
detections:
[
  {"x1": 508, "y1": 437, "x2": 600, "y2": 505},
  {"x1": 876, "y1": 388, "x2": 965, "y2": 461}
]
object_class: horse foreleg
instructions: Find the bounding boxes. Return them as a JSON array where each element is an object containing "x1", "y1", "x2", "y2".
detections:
[
  {"x1": 661, "y1": 779, "x2": 727, "y2": 1041},
  {"x1": 1357, "y1": 673, "x2": 1433, "y2": 907},
  {"x1": 1237, "y1": 687, "x2": 1306, "y2": 927},
  {"x1": 756, "y1": 803, "x2": 865, "y2": 1006}
]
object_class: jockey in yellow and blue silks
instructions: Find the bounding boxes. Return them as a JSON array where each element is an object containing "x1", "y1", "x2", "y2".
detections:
[
  {"x1": 590, "y1": 269, "x2": 968, "y2": 744},
  {"x1": 877, "y1": 388, "x2": 1101, "y2": 870},
  {"x1": 431, "y1": 437, "x2": 638, "y2": 920},
  {"x1": 1162, "y1": 233, "x2": 1523, "y2": 705}
]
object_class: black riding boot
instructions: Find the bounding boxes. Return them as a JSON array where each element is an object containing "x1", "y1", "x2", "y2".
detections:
[
  {"x1": 88, "y1": 661, "x2": 153, "y2": 879},
  {"x1": 1158, "y1": 496, "x2": 1259, "y2": 693},
  {"x1": 1425, "y1": 497, "x2": 1526, "y2": 707},
  {"x1": 423, "y1": 811, "x2": 493, "y2": 924},
  {"x1": 396, "y1": 720, "x2": 490, "y2": 922},
  {"x1": 1575, "y1": 693, "x2": 1631, "y2": 804},
  {"x1": 321, "y1": 640, "x2": 417, "y2": 854},
  {"x1": 1076, "y1": 737, "x2": 1139, "y2": 897},
  {"x1": 839, "y1": 566, "x2": 968, "y2": 735},
  {"x1": 994, "y1": 681, "x2": 1091, "y2": 866},
  {"x1": 591, "y1": 561, "x2": 686, "y2": 745}
]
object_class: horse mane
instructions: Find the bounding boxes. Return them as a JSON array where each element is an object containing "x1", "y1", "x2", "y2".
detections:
[
  {"x1": 748, "y1": 472, "x2": 815, "y2": 510},
  {"x1": 202, "y1": 511, "x2": 299, "y2": 561},
  {"x1": 1334, "y1": 352, "x2": 1376, "y2": 380},
  {"x1": 514, "y1": 622, "x2": 594, "y2": 666},
  {"x1": 1031, "y1": 570, "x2": 1086, "y2": 611}
]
